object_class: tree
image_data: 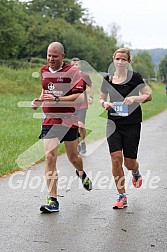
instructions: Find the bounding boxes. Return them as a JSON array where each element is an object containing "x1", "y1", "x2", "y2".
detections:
[
  {"x1": 72, "y1": 23, "x2": 118, "y2": 71},
  {"x1": 0, "y1": 0, "x2": 26, "y2": 59},
  {"x1": 0, "y1": 0, "x2": 119, "y2": 70},
  {"x1": 26, "y1": 0, "x2": 84, "y2": 23},
  {"x1": 132, "y1": 51, "x2": 155, "y2": 80},
  {"x1": 159, "y1": 54, "x2": 167, "y2": 83}
]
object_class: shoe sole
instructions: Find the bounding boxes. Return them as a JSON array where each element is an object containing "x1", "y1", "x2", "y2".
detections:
[
  {"x1": 84, "y1": 186, "x2": 92, "y2": 191},
  {"x1": 134, "y1": 183, "x2": 142, "y2": 188},
  {"x1": 113, "y1": 204, "x2": 128, "y2": 209},
  {"x1": 40, "y1": 206, "x2": 59, "y2": 213},
  {"x1": 132, "y1": 177, "x2": 142, "y2": 188}
]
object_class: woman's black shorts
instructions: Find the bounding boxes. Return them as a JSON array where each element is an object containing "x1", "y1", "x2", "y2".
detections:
[{"x1": 106, "y1": 122, "x2": 141, "y2": 159}]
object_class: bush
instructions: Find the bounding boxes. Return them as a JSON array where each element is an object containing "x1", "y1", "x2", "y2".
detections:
[
  {"x1": 0, "y1": 58, "x2": 47, "y2": 69},
  {"x1": 0, "y1": 59, "x2": 31, "y2": 69}
]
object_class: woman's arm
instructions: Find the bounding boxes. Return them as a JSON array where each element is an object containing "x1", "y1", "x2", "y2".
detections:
[
  {"x1": 123, "y1": 85, "x2": 152, "y2": 105},
  {"x1": 99, "y1": 92, "x2": 113, "y2": 110}
]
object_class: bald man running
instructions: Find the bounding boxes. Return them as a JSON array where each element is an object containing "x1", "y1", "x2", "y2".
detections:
[{"x1": 32, "y1": 42, "x2": 92, "y2": 213}]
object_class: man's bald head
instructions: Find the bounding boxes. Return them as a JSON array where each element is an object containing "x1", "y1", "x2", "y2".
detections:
[
  {"x1": 47, "y1": 42, "x2": 65, "y2": 70},
  {"x1": 48, "y1": 42, "x2": 64, "y2": 54}
]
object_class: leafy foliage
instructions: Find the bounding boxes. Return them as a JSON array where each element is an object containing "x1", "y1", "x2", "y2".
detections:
[
  {"x1": 131, "y1": 48, "x2": 167, "y2": 66},
  {"x1": 0, "y1": 0, "x2": 27, "y2": 59},
  {"x1": 26, "y1": 0, "x2": 84, "y2": 23},
  {"x1": 0, "y1": 0, "x2": 159, "y2": 75},
  {"x1": 132, "y1": 51, "x2": 155, "y2": 79},
  {"x1": 0, "y1": 0, "x2": 119, "y2": 71},
  {"x1": 159, "y1": 54, "x2": 167, "y2": 83}
]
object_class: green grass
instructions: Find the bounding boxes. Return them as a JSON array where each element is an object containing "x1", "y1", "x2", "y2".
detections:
[
  {"x1": 0, "y1": 94, "x2": 39, "y2": 174},
  {"x1": 0, "y1": 93, "x2": 66, "y2": 176},
  {"x1": 141, "y1": 82, "x2": 167, "y2": 119},
  {"x1": 0, "y1": 65, "x2": 167, "y2": 176}
]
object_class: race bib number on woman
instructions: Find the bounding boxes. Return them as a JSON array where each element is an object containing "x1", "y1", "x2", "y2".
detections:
[{"x1": 110, "y1": 102, "x2": 128, "y2": 116}]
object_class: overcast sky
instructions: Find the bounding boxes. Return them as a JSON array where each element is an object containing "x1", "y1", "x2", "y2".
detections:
[{"x1": 81, "y1": 0, "x2": 166, "y2": 49}]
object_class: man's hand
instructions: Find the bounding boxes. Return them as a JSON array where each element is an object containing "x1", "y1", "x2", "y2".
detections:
[
  {"x1": 43, "y1": 94, "x2": 55, "y2": 101},
  {"x1": 31, "y1": 98, "x2": 43, "y2": 110},
  {"x1": 88, "y1": 97, "x2": 93, "y2": 105}
]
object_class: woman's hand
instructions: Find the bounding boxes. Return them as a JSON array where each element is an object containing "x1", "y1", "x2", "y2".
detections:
[
  {"x1": 103, "y1": 101, "x2": 113, "y2": 110},
  {"x1": 123, "y1": 96, "x2": 136, "y2": 105}
]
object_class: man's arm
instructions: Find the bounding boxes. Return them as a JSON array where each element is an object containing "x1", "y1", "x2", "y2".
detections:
[
  {"x1": 31, "y1": 88, "x2": 44, "y2": 110},
  {"x1": 88, "y1": 83, "x2": 94, "y2": 104},
  {"x1": 42, "y1": 92, "x2": 82, "y2": 102}
]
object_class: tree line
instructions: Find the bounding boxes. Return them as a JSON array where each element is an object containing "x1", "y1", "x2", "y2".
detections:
[
  {"x1": 0, "y1": 0, "x2": 166, "y2": 80},
  {"x1": 0, "y1": 0, "x2": 118, "y2": 71}
]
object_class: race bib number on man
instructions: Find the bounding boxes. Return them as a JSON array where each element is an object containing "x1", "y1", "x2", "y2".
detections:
[{"x1": 109, "y1": 102, "x2": 128, "y2": 116}]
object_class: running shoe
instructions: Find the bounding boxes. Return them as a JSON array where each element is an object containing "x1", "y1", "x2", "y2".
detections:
[
  {"x1": 40, "y1": 197, "x2": 59, "y2": 213},
  {"x1": 77, "y1": 144, "x2": 81, "y2": 154},
  {"x1": 132, "y1": 170, "x2": 142, "y2": 188},
  {"x1": 80, "y1": 142, "x2": 86, "y2": 154},
  {"x1": 76, "y1": 170, "x2": 92, "y2": 191},
  {"x1": 113, "y1": 194, "x2": 127, "y2": 209}
]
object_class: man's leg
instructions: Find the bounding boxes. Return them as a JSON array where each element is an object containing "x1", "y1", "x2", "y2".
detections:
[
  {"x1": 77, "y1": 109, "x2": 87, "y2": 154},
  {"x1": 65, "y1": 139, "x2": 92, "y2": 191},
  {"x1": 65, "y1": 138, "x2": 84, "y2": 172},
  {"x1": 40, "y1": 137, "x2": 59, "y2": 213},
  {"x1": 79, "y1": 122, "x2": 86, "y2": 143},
  {"x1": 78, "y1": 122, "x2": 87, "y2": 154},
  {"x1": 44, "y1": 138, "x2": 59, "y2": 198}
]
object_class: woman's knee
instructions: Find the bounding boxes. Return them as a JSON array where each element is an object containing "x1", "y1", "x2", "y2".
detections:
[
  {"x1": 111, "y1": 152, "x2": 123, "y2": 169},
  {"x1": 124, "y1": 158, "x2": 138, "y2": 170}
]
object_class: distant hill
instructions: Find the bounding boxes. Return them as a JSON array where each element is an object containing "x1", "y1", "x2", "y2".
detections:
[{"x1": 131, "y1": 48, "x2": 167, "y2": 66}]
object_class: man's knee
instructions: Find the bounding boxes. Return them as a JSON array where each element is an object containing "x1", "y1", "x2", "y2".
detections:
[{"x1": 45, "y1": 152, "x2": 56, "y2": 164}]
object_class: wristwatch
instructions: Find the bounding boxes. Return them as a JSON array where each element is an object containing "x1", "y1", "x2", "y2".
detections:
[{"x1": 55, "y1": 96, "x2": 60, "y2": 102}]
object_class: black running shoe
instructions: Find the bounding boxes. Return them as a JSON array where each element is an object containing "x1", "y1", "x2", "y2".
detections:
[
  {"x1": 76, "y1": 170, "x2": 92, "y2": 191},
  {"x1": 40, "y1": 197, "x2": 59, "y2": 213}
]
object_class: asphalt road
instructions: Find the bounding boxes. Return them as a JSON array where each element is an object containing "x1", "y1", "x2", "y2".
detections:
[{"x1": 1, "y1": 110, "x2": 167, "y2": 252}]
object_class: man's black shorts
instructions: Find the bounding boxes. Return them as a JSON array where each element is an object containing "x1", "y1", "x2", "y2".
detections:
[
  {"x1": 39, "y1": 125, "x2": 80, "y2": 143},
  {"x1": 106, "y1": 122, "x2": 141, "y2": 159}
]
